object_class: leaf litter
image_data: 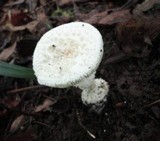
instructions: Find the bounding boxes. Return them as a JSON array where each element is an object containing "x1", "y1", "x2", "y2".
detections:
[{"x1": 0, "y1": 0, "x2": 160, "y2": 141}]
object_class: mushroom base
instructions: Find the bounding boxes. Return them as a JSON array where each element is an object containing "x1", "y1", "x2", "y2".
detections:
[{"x1": 80, "y1": 78, "x2": 109, "y2": 112}]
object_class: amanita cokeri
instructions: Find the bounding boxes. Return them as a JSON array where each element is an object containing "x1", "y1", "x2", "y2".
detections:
[{"x1": 33, "y1": 22, "x2": 109, "y2": 111}]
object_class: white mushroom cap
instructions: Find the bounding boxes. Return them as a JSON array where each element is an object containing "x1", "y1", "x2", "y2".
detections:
[{"x1": 33, "y1": 22, "x2": 103, "y2": 88}]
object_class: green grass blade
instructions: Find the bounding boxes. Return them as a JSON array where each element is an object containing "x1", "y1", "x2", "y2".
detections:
[{"x1": 0, "y1": 61, "x2": 35, "y2": 79}]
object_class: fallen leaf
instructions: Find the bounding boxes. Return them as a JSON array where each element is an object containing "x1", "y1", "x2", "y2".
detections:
[
  {"x1": 133, "y1": 0, "x2": 160, "y2": 15},
  {"x1": 26, "y1": 0, "x2": 38, "y2": 12},
  {"x1": 10, "y1": 11, "x2": 32, "y2": 26},
  {"x1": 82, "y1": 10, "x2": 107, "y2": 24},
  {"x1": 34, "y1": 99, "x2": 54, "y2": 112},
  {"x1": 0, "y1": 12, "x2": 7, "y2": 26},
  {"x1": 99, "y1": 10, "x2": 132, "y2": 25},
  {"x1": 0, "y1": 42, "x2": 16, "y2": 61},
  {"x1": 83, "y1": 9, "x2": 132, "y2": 25},
  {"x1": 2, "y1": 20, "x2": 39, "y2": 32},
  {"x1": 3, "y1": 95, "x2": 21, "y2": 108},
  {"x1": 58, "y1": 0, "x2": 72, "y2": 6},
  {"x1": 26, "y1": 21, "x2": 39, "y2": 32},
  {"x1": 9, "y1": 115, "x2": 25, "y2": 133},
  {"x1": 36, "y1": 9, "x2": 48, "y2": 22},
  {"x1": 1, "y1": 9, "x2": 32, "y2": 26},
  {"x1": 4, "y1": 0, "x2": 25, "y2": 7},
  {"x1": 58, "y1": 0, "x2": 88, "y2": 6},
  {"x1": 116, "y1": 17, "x2": 160, "y2": 57}
]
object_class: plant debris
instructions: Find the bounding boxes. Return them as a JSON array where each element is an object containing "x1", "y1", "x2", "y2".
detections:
[{"x1": 0, "y1": 0, "x2": 160, "y2": 141}]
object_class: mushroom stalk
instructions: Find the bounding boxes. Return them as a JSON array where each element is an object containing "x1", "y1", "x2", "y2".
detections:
[{"x1": 75, "y1": 72, "x2": 96, "y2": 90}]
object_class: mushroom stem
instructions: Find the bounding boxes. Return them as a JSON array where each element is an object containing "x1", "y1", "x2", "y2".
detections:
[
  {"x1": 75, "y1": 72, "x2": 96, "y2": 90},
  {"x1": 75, "y1": 73, "x2": 109, "y2": 111}
]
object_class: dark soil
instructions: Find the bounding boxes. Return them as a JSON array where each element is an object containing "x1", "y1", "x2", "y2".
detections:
[{"x1": 0, "y1": 0, "x2": 160, "y2": 141}]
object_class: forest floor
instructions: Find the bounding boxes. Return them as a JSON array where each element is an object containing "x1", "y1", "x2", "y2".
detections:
[{"x1": 0, "y1": 0, "x2": 160, "y2": 141}]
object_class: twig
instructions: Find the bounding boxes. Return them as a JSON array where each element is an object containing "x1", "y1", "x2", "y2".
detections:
[
  {"x1": 147, "y1": 115, "x2": 160, "y2": 125},
  {"x1": 143, "y1": 99, "x2": 160, "y2": 108},
  {"x1": 118, "y1": 0, "x2": 138, "y2": 10},
  {"x1": 7, "y1": 85, "x2": 44, "y2": 94},
  {"x1": 42, "y1": 95, "x2": 55, "y2": 101},
  {"x1": 4, "y1": 0, "x2": 25, "y2": 7},
  {"x1": 104, "y1": 52, "x2": 129, "y2": 65},
  {"x1": 76, "y1": 110, "x2": 96, "y2": 139},
  {"x1": 0, "y1": 104, "x2": 39, "y2": 117},
  {"x1": 4, "y1": 112, "x2": 15, "y2": 136},
  {"x1": 72, "y1": 0, "x2": 80, "y2": 14},
  {"x1": 107, "y1": 0, "x2": 138, "y2": 12},
  {"x1": 33, "y1": 120, "x2": 52, "y2": 129}
]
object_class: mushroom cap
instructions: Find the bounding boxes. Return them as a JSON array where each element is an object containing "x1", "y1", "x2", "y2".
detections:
[{"x1": 33, "y1": 22, "x2": 103, "y2": 88}]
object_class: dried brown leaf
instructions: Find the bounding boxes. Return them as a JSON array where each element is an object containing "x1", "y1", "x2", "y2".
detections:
[
  {"x1": 0, "y1": 13, "x2": 7, "y2": 26},
  {"x1": 58, "y1": 0, "x2": 72, "y2": 6},
  {"x1": 83, "y1": 11, "x2": 106, "y2": 24},
  {"x1": 2, "y1": 20, "x2": 39, "y2": 32},
  {"x1": 58, "y1": 0, "x2": 88, "y2": 6},
  {"x1": 116, "y1": 17, "x2": 160, "y2": 57},
  {"x1": 26, "y1": 21, "x2": 39, "y2": 32},
  {"x1": 0, "y1": 42, "x2": 16, "y2": 61},
  {"x1": 10, "y1": 11, "x2": 32, "y2": 26},
  {"x1": 0, "y1": 9, "x2": 32, "y2": 27},
  {"x1": 26, "y1": 0, "x2": 38, "y2": 12},
  {"x1": 34, "y1": 99, "x2": 54, "y2": 112},
  {"x1": 3, "y1": 95, "x2": 21, "y2": 108},
  {"x1": 99, "y1": 10, "x2": 132, "y2": 25},
  {"x1": 37, "y1": 10, "x2": 48, "y2": 22},
  {"x1": 4, "y1": 0, "x2": 25, "y2": 7},
  {"x1": 10, "y1": 115, "x2": 25, "y2": 133},
  {"x1": 133, "y1": 0, "x2": 160, "y2": 15},
  {"x1": 84, "y1": 9, "x2": 132, "y2": 25}
]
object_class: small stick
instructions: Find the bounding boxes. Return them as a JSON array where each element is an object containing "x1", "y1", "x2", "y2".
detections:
[
  {"x1": 147, "y1": 115, "x2": 160, "y2": 125},
  {"x1": 0, "y1": 104, "x2": 39, "y2": 117},
  {"x1": 33, "y1": 120, "x2": 52, "y2": 129},
  {"x1": 72, "y1": 0, "x2": 79, "y2": 14},
  {"x1": 76, "y1": 110, "x2": 96, "y2": 139},
  {"x1": 104, "y1": 52, "x2": 129, "y2": 65},
  {"x1": 7, "y1": 85, "x2": 44, "y2": 94},
  {"x1": 143, "y1": 99, "x2": 160, "y2": 108}
]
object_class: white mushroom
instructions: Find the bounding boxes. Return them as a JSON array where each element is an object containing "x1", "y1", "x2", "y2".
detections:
[{"x1": 33, "y1": 22, "x2": 109, "y2": 111}]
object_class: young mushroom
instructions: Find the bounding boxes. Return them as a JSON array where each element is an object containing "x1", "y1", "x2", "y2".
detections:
[{"x1": 33, "y1": 22, "x2": 109, "y2": 112}]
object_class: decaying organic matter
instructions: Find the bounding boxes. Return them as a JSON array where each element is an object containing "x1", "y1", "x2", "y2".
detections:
[{"x1": 0, "y1": 0, "x2": 160, "y2": 141}]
